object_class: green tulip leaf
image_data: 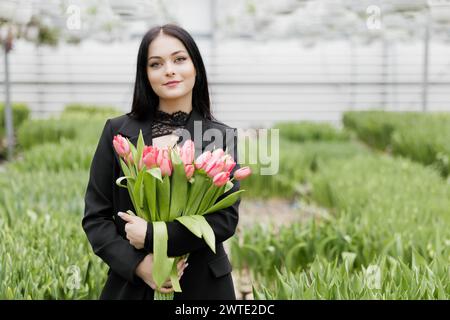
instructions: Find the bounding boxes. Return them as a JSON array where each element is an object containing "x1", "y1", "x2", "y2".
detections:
[
  {"x1": 195, "y1": 215, "x2": 216, "y2": 253},
  {"x1": 196, "y1": 185, "x2": 217, "y2": 215},
  {"x1": 119, "y1": 158, "x2": 131, "y2": 178},
  {"x1": 169, "y1": 149, "x2": 188, "y2": 221},
  {"x1": 152, "y1": 222, "x2": 174, "y2": 289},
  {"x1": 115, "y1": 176, "x2": 133, "y2": 189},
  {"x1": 133, "y1": 169, "x2": 145, "y2": 210},
  {"x1": 143, "y1": 172, "x2": 157, "y2": 221},
  {"x1": 170, "y1": 259, "x2": 182, "y2": 292},
  {"x1": 156, "y1": 175, "x2": 171, "y2": 221},
  {"x1": 136, "y1": 129, "x2": 145, "y2": 166},
  {"x1": 175, "y1": 215, "x2": 202, "y2": 238},
  {"x1": 202, "y1": 190, "x2": 245, "y2": 215},
  {"x1": 147, "y1": 167, "x2": 163, "y2": 182},
  {"x1": 224, "y1": 180, "x2": 234, "y2": 194},
  {"x1": 184, "y1": 172, "x2": 208, "y2": 215}
]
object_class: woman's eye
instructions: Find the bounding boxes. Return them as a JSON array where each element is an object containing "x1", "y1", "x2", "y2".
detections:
[{"x1": 149, "y1": 57, "x2": 185, "y2": 68}]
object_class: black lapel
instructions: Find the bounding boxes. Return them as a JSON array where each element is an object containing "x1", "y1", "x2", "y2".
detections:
[{"x1": 117, "y1": 113, "x2": 153, "y2": 145}]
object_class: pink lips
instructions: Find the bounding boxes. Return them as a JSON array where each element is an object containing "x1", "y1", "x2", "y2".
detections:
[{"x1": 164, "y1": 81, "x2": 181, "y2": 87}]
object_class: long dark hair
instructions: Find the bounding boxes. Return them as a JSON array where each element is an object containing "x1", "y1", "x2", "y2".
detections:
[{"x1": 127, "y1": 24, "x2": 213, "y2": 121}]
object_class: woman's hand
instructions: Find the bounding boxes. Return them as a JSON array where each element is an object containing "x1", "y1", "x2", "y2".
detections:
[
  {"x1": 135, "y1": 254, "x2": 188, "y2": 293},
  {"x1": 118, "y1": 211, "x2": 147, "y2": 249}
]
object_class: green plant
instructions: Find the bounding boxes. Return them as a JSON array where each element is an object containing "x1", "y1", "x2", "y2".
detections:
[{"x1": 273, "y1": 121, "x2": 350, "y2": 143}]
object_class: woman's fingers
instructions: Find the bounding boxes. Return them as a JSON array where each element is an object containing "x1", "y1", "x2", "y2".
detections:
[
  {"x1": 177, "y1": 260, "x2": 188, "y2": 272},
  {"x1": 162, "y1": 279, "x2": 172, "y2": 288},
  {"x1": 176, "y1": 259, "x2": 185, "y2": 271},
  {"x1": 177, "y1": 262, "x2": 188, "y2": 278},
  {"x1": 118, "y1": 212, "x2": 134, "y2": 223},
  {"x1": 158, "y1": 280, "x2": 174, "y2": 293},
  {"x1": 157, "y1": 286, "x2": 174, "y2": 294},
  {"x1": 148, "y1": 280, "x2": 174, "y2": 293},
  {"x1": 148, "y1": 261, "x2": 189, "y2": 291}
]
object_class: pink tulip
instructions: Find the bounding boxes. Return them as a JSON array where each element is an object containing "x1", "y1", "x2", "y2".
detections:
[
  {"x1": 113, "y1": 135, "x2": 130, "y2": 158},
  {"x1": 180, "y1": 140, "x2": 195, "y2": 165},
  {"x1": 205, "y1": 158, "x2": 225, "y2": 178},
  {"x1": 142, "y1": 145, "x2": 159, "y2": 169},
  {"x1": 195, "y1": 151, "x2": 212, "y2": 170},
  {"x1": 211, "y1": 148, "x2": 225, "y2": 159},
  {"x1": 206, "y1": 148, "x2": 226, "y2": 165},
  {"x1": 223, "y1": 154, "x2": 236, "y2": 174},
  {"x1": 157, "y1": 148, "x2": 172, "y2": 176},
  {"x1": 234, "y1": 166, "x2": 252, "y2": 181},
  {"x1": 185, "y1": 164, "x2": 195, "y2": 180},
  {"x1": 213, "y1": 171, "x2": 230, "y2": 187}
]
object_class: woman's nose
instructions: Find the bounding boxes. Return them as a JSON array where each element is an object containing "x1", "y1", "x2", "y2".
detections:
[{"x1": 165, "y1": 63, "x2": 175, "y2": 76}]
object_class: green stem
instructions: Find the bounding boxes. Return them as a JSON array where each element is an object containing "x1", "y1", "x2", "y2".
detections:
[{"x1": 154, "y1": 291, "x2": 174, "y2": 300}]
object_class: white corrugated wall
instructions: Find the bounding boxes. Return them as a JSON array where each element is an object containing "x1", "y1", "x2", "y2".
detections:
[{"x1": 1, "y1": 37, "x2": 449, "y2": 129}]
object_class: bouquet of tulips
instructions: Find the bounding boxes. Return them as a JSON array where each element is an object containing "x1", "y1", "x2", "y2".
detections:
[{"x1": 113, "y1": 130, "x2": 251, "y2": 300}]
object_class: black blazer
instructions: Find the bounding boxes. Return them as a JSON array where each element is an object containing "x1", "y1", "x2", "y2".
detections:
[{"x1": 82, "y1": 108, "x2": 240, "y2": 300}]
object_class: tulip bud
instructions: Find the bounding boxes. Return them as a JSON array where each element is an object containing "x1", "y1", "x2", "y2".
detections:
[
  {"x1": 205, "y1": 158, "x2": 225, "y2": 178},
  {"x1": 185, "y1": 164, "x2": 195, "y2": 180},
  {"x1": 213, "y1": 171, "x2": 230, "y2": 187},
  {"x1": 212, "y1": 148, "x2": 225, "y2": 159},
  {"x1": 113, "y1": 134, "x2": 130, "y2": 158},
  {"x1": 142, "y1": 145, "x2": 159, "y2": 169},
  {"x1": 234, "y1": 166, "x2": 252, "y2": 181},
  {"x1": 180, "y1": 140, "x2": 195, "y2": 165},
  {"x1": 195, "y1": 151, "x2": 212, "y2": 170},
  {"x1": 223, "y1": 154, "x2": 236, "y2": 174},
  {"x1": 157, "y1": 148, "x2": 173, "y2": 176}
]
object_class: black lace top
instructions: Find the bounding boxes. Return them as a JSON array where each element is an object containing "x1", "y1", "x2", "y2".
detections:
[{"x1": 152, "y1": 109, "x2": 191, "y2": 139}]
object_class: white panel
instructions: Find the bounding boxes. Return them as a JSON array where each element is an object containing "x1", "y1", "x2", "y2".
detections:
[{"x1": 1, "y1": 35, "x2": 449, "y2": 129}]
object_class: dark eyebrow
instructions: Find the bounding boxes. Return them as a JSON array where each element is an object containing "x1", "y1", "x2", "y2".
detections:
[{"x1": 148, "y1": 50, "x2": 186, "y2": 60}]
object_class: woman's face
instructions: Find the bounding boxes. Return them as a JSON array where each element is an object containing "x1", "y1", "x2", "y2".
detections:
[{"x1": 147, "y1": 34, "x2": 197, "y2": 101}]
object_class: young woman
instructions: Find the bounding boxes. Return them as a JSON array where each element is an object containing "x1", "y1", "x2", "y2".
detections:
[{"x1": 82, "y1": 24, "x2": 240, "y2": 300}]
